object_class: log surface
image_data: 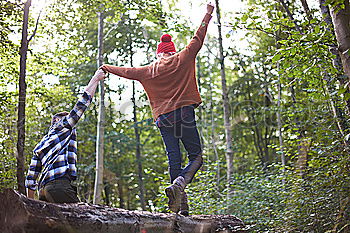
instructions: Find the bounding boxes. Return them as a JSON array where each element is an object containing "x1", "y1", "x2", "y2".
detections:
[{"x1": 0, "y1": 189, "x2": 248, "y2": 233}]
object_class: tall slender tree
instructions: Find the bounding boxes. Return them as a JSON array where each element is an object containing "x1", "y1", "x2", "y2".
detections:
[
  {"x1": 17, "y1": 0, "x2": 35, "y2": 195},
  {"x1": 94, "y1": 9, "x2": 105, "y2": 204},
  {"x1": 127, "y1": 5, "x2": 146, "y2": 210},
  {"x1": 214, "y1": 0, "x2": 233, "y2": 182},
  {"x1": 276, "y1": 64, "x2": 285, "y2": 168},
  {"x1": 132, "y1": 79, "x2": 146, "y2": 210}
]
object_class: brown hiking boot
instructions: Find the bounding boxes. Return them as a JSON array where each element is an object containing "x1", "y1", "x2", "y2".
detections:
[
  {"x1": 179, "y1": 191, "x2": 189, "y2": 216},
  {"x1": 165, "y1": 183, "x2": 182, "y2": 213}
]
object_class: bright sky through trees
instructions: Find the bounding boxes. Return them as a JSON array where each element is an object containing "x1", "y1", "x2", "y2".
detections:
[{"x1": 25, "y1": 0, "x2": 318, "y2": 117}]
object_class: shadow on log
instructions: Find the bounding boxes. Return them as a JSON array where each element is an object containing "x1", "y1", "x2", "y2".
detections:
[{"x1": 0, "y1": 189, "x2": 248, "y2": 233}]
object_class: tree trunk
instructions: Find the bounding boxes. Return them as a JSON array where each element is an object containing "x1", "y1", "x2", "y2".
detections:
[
  {"x1": 116, "y1": 172, "x2": 125, "y2": 209},
  {"x1": 196, "y1": 57, "x2": 205, "y2": 152},
  {"x1": 129, "y1": 30, "x2": 146, "y2": 210},
  {"x1": 209, "y1": 72, "x2": 220, "y2": 187},
  {"x1": 319, "y1": 0, "x2": 350, "y2": 113},
  {"x1": 296, "y1": 139, "x2": 311, "y2": 177},
  {"x1": 132, "y1": 80, "x2": 146, "y2": 210},
  {"x1": 214, "y1": 0, "x2": 233, "y2": 183},
  {"x1": 300, "y1": 0, "x2": 312, "y2": 20},
  {"x1": 104, "y1": 182, "x2": 111, "y2": 206},
  {"x1": 277, "y1": 71, "x2": 285, "y2": 167},
  {"x1": 319, "y1": 0, "x2": 350, "y2": 145},
  {"x1": 0, "y1": 189, "x2": 248, "y2": 233},
  {"x1": 319, "y1": 0, "x2": 342, "y2": 66},
  {"x1": 289, "y1": 85, "x2": 311, "y2": 175},
  {"x1": 330, "y1": 0, "x2": 350, "y2": 80},
  {"x1": 94, "y1": 9, "x2": 105, "y2": 204},
  {"x1": 17, "y1": 0, "x2": 31, "y2": 195}
]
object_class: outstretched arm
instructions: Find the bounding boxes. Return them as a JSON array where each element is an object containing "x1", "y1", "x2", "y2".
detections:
[
  {"x1": 85, "y1": 69, "x2": 106, "y2": 98},
  {"x1": 100, "y1": 64, "x2": 150, "y2": 82},
  {"x1": 185, "y1": 2, "x2": 214, "y2": 57},
  {"x1": 65, "y1": 69, "x2": 106, "y2": 128}
]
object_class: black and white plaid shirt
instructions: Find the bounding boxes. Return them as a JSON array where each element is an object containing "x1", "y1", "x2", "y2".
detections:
[{"x1": 25, "y1": 91, "x2": 92, "y2": 191}]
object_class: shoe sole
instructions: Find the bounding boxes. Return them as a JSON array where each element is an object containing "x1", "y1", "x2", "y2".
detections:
[{"x1": 165, "y1": 187, "x2": 181, "y2": 213}]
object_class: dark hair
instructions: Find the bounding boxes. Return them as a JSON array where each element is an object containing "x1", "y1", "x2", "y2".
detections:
[{"x1": 51, "y1": 111, "x2": 69, "y2": 125}]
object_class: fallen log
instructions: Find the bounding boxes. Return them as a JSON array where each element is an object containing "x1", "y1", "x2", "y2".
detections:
[{"x1": 0, "y1": 189, "x2": 248, "y2": 233}]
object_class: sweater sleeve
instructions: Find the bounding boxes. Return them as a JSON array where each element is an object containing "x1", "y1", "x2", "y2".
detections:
[
  {"x1": 184, "y1": 13, "x2": 212, "y2": 58},
  {"x1": 101, "y1": 65, "x2": 150, "y2": 82}
]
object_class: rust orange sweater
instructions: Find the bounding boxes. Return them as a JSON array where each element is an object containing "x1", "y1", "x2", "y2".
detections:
[{"x1": 102, "y1": 13, "x2": 212, "y2": 120}]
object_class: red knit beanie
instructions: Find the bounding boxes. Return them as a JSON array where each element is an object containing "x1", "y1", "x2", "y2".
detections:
[{"x1": 156, "y1": 34, "x2": 176, "y2": 54}]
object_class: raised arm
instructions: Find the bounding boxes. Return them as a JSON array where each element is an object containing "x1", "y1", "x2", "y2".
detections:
[
  {"x1": 85, "y1": 69, "x2": 106, "y2": 98},
  {"x1": 65, "y1": 69, "x2": 106, "y2": 129},
  {"x1": 184, "y1": 2, "x2": 214, "y2": 58}
]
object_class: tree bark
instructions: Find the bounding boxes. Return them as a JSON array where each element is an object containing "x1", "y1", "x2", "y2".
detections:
[
  {"x1": 214, "y1": 0, "x2": 234, "y2": 183},
  {"x1": 319, "y1": 2, "x2": 346, "y2": 77},
  {"x1": 209, "y1": 71, "x2": 220, "y2": 187},
  {"x1": 17, "y1": 0, "x2": 31, "y2": 195},
  {"x1": 278, "y1": 0, "x2": 302, "y2": 33},
  {"x1": 319, "y1": 0, "x2": 350, "y2": 144},
  {"x1": 319, "y1": 0, "x2": 346, "y2": 80},
  {"x1": 300, "y1": 0, "x2": 312, "y2": 20},
  {"x1": 94, "y1": 9, "x2": 105, "y2": 204},
  {"x1": 132, "y1": 80, "x2": 146, "y2": 210},
  {"x1": 196, "y1": 57, "x2": 205, "y2": 152},
  {"x1": 116, "y1": 172, "x2": 125, "y2": 209},
  {"x1": 296, "y1": 139, "x2": 311, "y2": 177},
  {"x1": 330, "y1": 0, "x2": 350, "y2": 80},
  {"x1": 129, "y1": 23, "x2": 146, "y2": 210},
  {"x1": 277, "y1": 67, "x2": 286, "y2": 168},
  {"x1": 0, "y1": 189, "x2": 248, "y2": 233}
]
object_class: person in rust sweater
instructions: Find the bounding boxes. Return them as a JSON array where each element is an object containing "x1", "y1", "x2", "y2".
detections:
[{"x1": 101, "y1": 2, "x2": 214, "y2": 215}]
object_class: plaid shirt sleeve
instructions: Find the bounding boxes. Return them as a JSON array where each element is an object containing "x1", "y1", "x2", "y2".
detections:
[
  {"x1": 64, "y1": 91, "x2": 92, "y2": 129},
  {"x1": 25, "y1": 153, "x2": 42, "y2": 191}
]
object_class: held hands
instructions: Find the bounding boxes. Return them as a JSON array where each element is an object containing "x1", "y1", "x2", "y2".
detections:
[
  {"x1": 99, "y1": 64, "x2": 108, "y2": 72},
  {"x1": 207, "y1": 2, "x2": 214, "y2": 15},
  {"x1": 93, "y1": 69, "x2": 106, "y2": 81}
]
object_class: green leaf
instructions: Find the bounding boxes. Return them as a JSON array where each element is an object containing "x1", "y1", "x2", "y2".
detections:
[{"x1": 272, "y1": 53, "x2": 281, "y2": 63}]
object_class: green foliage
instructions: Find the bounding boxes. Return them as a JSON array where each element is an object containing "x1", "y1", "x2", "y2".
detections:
[
  {"x1": 0, "y1": 0, "x2": 21, "y2": 50},
  {"x1": 2, "y1": 0, "x2": 350, "y2": 232}
]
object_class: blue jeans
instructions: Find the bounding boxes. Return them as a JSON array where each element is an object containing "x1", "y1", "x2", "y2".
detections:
[{"x1": 157, "y1": 106, "x2": 203, "y2": 184}]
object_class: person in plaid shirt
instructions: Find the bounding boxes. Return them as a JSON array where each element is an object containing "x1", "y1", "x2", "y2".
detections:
[{"x1": 25, "y1": 69, "x2": 106, "y2": 203}]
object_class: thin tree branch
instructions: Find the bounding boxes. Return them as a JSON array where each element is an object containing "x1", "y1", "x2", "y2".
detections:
[
  {"x1": 300, "y1": 0, "x2": 313, "y2": 20},
  {"x1": 205, "y1": 43, "x2": 219, "y2": 59},
  {"x1": 105, "y1": 14, "x2": 124, "y2": 38},
  {"x1": 277, "y1": 0, "x2": 303, "y2": 33},
  {"x1": 27, "y1": 9, "x2": 42, "y2": 43}
]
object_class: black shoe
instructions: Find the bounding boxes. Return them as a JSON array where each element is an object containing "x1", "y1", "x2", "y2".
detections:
[
  {"x1": 165, "y1": 183, "x2": 182, "y2": 213},
  {"x1": 179, "y1": 191, "x2": 189, "y2": 216}
]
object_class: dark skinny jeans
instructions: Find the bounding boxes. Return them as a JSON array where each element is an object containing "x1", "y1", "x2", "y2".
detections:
[{"x1": 158, "y1": 106, "x2": 203, "y2": 184}]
